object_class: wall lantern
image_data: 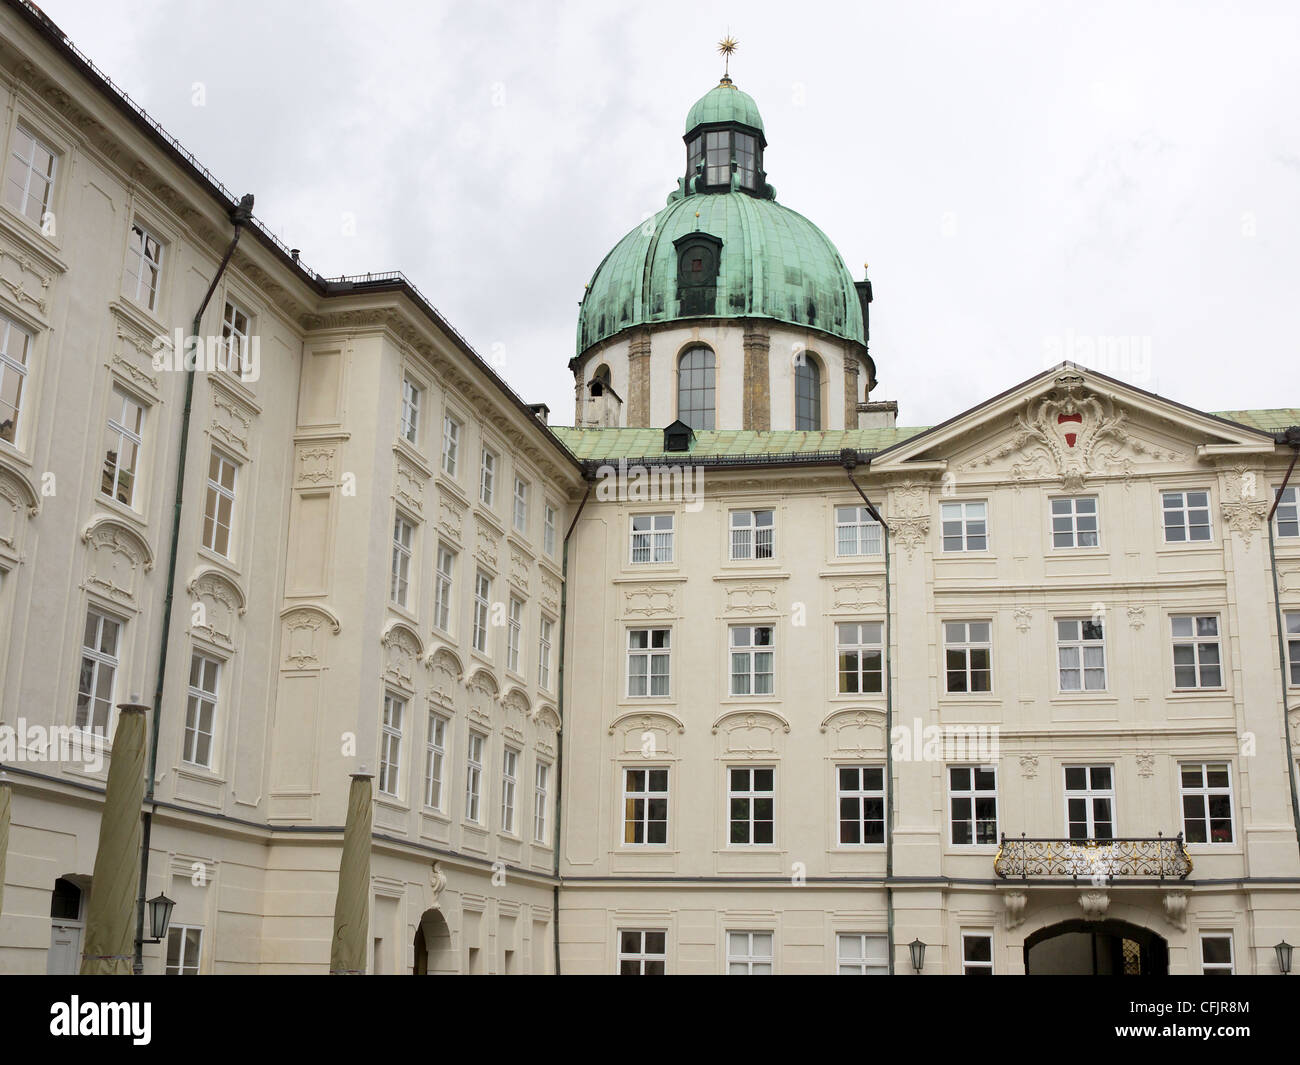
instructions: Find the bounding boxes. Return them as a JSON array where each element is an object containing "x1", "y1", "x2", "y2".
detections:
[{"x1": 909, "y1": 938, "x2": 926, "y2": 973}]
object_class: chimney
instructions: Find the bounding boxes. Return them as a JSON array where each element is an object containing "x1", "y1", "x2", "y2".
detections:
[
  {"x1": 527, "y1": 402, "x2": 550, "y2": 425},
  {"x1": 857, "y1": 399, "x2": 898, "y2": 429}
]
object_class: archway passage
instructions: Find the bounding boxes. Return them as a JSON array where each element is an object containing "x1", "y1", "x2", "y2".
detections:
[
  {"x1": 1025, "y1": 919, "x2": 1168, "y2": 975},
  {"x1": 413, "y1": 909, "x2": 455, "y2": 975}
]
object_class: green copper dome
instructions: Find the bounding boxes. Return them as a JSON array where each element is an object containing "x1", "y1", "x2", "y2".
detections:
[{"x1": 684, "y1": 79, "x2": 764, "y2": 135}]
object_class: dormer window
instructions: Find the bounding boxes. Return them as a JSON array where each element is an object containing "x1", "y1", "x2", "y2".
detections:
[{"x1": 673, "y1": 233, "x2": 723, "y2": 317}]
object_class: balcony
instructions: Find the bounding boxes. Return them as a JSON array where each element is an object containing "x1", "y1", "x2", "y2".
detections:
[{"x1": 994, "y1": 834, "x2": 1192, "y2": 882}]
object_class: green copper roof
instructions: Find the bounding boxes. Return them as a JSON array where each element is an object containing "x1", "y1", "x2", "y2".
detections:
[
  {"x1": 577, "y1": 191, "x2": 864, "y2": 353},
  {"x1": 684, "y1": 81, "x2": 764, "y2": 135},
  {"x1": 550, "y1": 426, "x2": 926, "y2": 462},
  {"x1": 1212, "y1": 409, "x2": 1300, "y2": 433}
]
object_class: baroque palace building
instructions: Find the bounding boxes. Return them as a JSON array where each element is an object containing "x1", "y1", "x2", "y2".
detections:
[{"x1": 0, "y1": 0, "x2": 1297, "y2": 975}]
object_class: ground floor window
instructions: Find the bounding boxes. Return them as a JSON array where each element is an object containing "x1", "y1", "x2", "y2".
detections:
[
  {"x1": 726, "y1": 930, "x2": 774, "y2": 974},
  {"x1": 962, "y1": 932, "x2": 993, "y2": 974},
  {"x1": 1200, "y1": 933, "x2": 1234, "y2": 975},
  {"x1": 618, "y1": 930, "x2": 666, "y2": 975},
  {"x1": 837, "y1": 933, "x2": 888, "y2": 974},
  {"x1": 165, "y1": 925, "x2": 203, "y2": 975}
]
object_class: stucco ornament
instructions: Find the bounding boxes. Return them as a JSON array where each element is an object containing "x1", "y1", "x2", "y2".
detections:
[
  {"x1": 1078, "y1": 890, "x2": 1110, "y2": 921},
  {"x1": 1003, "y1": 890, "x2": 1028, "y2": 930},
  {"x1": 1162, "y1": 891, "x2": 1188, "y2": 932},
  {"x1": 1219, "y1": 464, "x2": 1269, "y2": 550}
]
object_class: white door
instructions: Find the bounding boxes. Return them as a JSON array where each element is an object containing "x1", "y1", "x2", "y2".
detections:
[{"x1": 48, "y1": 922, "x2": 81, "y2": 974}]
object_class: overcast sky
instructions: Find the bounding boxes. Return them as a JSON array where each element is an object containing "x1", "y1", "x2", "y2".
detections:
[{"x1": 43, "y1": 0, "x2": 1300, "y2": 427}]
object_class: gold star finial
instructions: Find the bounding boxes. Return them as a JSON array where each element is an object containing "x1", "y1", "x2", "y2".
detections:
[{"x1": 717, "y1": 35, "x2": 739, "y2": 81}]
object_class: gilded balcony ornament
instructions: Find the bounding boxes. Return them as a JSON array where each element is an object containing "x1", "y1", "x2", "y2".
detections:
[{"x1": 993, "y1": 833, "x2": 1192, "y2": 881}]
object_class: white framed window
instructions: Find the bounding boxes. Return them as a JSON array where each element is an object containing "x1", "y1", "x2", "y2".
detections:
[
  {"x1": 1286, "y1": 612, "x2": 1300, "y2": 686},
  {"x1": 424, "y1": 712, "x2": 447, "y2": 811},
  {"x1": 183, "y1": 652, "x2": 221, "y2": 769},
  {"x1": 537, "y1": 615, "x2": 554, "y2": 691},
  {"x1": 101, "y1": 386, "x2": 145, "y2": 507},
  {"x1": 534, "y1": 761, "x2": 550, "y2": 843},
  {"x1": 1200, "y1": 934, "x2": 1235, "y2": 975},
  {"x1": 835, "y1": 505, "x2": 882, "y2": 557},
  {"x1": 1171, "y1": 615, "x2": 1222, "y2": 689},
  {"x1": 501, "y1": 746, "x2": 519, "y2": 835},
  {"x1": 622, "y1": 767, "x2": 668, "y2": 844},
  {"x1": 400, "y1": 375, "x2": 422, "y2": 445},
  {"x1": 4, "y1": 125, "x2": 57, "y2": 227},
  {"x1": 940, "y1": 501, "x2": 988, "y2": 552},
  {"x1": 479, "y1": 447, "x2": 497, "y2": 506},
  {"x1": 472, "y1": 571, "x2": 491, "y2": 654},
  {"x1": 390, "y1": 514, "x2": 414, "y2": 608},
  {"x1": 729, "y1": 508, "x2": 774, "y2": 560},
  {"x1": 1056, "y1": 618, "x2": 1106, "y2": 691},
  {"x1": 729, "y1": 625, "x2": 774, "y2": 696},
  {"x1": 465, "y1": 731, "x2": 486, "y2": 823},
  {"x1": 728, "y1": 766, "x2": 774, "y2": 845},
  {"x1": 949, "y1": 766, "x2": 998, "y2": 845},
  {"x1": 836, "y1": 621, "x2": 883, "y2": 694},
  {"x1": 1162, "y1": 489, "x2": 1212, "y2": 543},
  {"x1": 543, "y1": 502, "x2": 557, "y2": 557},
  {"x1": 506, "y1": 596, "x2": 523, "y2": 674},
  {"x1": 726, "y1": 931, "x2": 773, "y2": 975},
  {"x1": 202, "y1": 450, "x2": 238, "y2": 557},
  {"x1": 512, "y1": 476, "x2": 529, "y2": 533},
  {"x1": 627, "y1": 628, "x2": 670, "y2": 697},
  {"x1": 1276, "y1": 485, "x2": 1298, "y2": 538},
  {"x1": 433, "y1": 545, "x2": 456, "y2": 633},
  {"x1": 944, "y1": 620, "x2": 992, "y2": 693},
  {"x1": 630, "y1": 513, "x2": 674, "y2": 564},
  {"x1": 837, "y1": 765, "x2": 885, "y2": 845},
  {"x1": 1050, "y1": 496, "x2": 1099, "y2": 548},
  {"x1": 219, "y1": 299, "x2": 251, "y2": 376},
  {"x1": 961, "y1": 932, "x2": 993, "y2": 975},
  {"x1": 441, "y1": 414, "x2": 460, "y2": 477},
  {"x1": 618, "y1": 930, "x2": 666, "y2": 975},
  {"x1": 0, "y1": 311, "x2": 32, "y2": 445},
  {"x1": 1064, "y1": 765, "x2": 1114, "y2": 840},
  {"x1": 124, "y1": 221, "x2": 164, "y2": 311},
  {"x1": 164, "y1": 926, "x2": 203, "y2": 975},
  {"x1": 76, "y1": 609, "x2": 121, "y2": 731},
  {"x1": 837, "y1": 933, "x2": 887, "y2": 975},
  {"x1": 379, "y1": 692, "x2": 405, "y2": 797},
  {"x1": 1180, "y1": 762, "x2": 1234, "y2": 844}
]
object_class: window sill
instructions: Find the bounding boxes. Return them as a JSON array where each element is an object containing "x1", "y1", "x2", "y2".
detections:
[
  {"x1": 393, "y1": 437, "x2": 432, "y2": 477},
  {"x1": 376, "y1": 795, "x2": 409, "y2": 812},
  {"x1": 196, "y1": 545, "x2": 240, "y2": 576},
  {"x1": 0, "y1": 203, "x2": 66, "y2": 262},
  {"x1": 95, "y1": 492, "x2": 148, "y2": 529},
  {"x1": 421, "y1": 807, "x2": 450, "y2": 823},
  {"x1": 387, "y1": 602, "x2": 419, "y2": 629}
]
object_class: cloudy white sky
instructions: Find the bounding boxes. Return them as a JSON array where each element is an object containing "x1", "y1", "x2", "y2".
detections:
[{"x1": 43, "y1": 0, "x2": 1300, "y2": 426}]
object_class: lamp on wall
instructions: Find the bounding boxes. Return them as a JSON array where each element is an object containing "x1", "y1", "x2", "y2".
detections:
[
  {"x1": 1276, "y1": 941, "x2": 1293, "y2": 975},
  {"x1": 908, "y1": 938, "x2": 926, "y2": 973},
  {"x1": 140, "y1": 893, "x2": 175, "y2": 946}
]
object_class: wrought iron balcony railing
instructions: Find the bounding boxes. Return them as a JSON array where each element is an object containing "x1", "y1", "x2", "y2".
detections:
[{"x1": 993, "y1": 833, "x2": 1192, "y2": 881}]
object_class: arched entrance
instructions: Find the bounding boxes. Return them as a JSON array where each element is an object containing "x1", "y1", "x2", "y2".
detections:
[
  {"x1": 1025, "y1": 919, "x2": 1168, "y2": 975},
  {"x1": 412, "y1": 909, "x2": 455, "y2": 974}
]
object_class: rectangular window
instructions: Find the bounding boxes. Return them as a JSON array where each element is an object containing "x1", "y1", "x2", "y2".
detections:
[
  {"x1": 1171, "y1": 615, "x2": 1222, "y2": 689},
  {"x1": 835, "y1": 505, "x2": 882, "y2": 557},
  {"x1": 623, "y1": 767, "x2": 668, "y2": 844},
  {"x1": 949, "y1": 766, "x2": 998, "y2": 845},
  {"x1": 441, "y1": 414, "x2": 460, "y2": 477},
  {"x1": 220, "y1": 300, "x2": 250, "y2": 376},
  {"x1": 944, "y1": 621, "x2": 992, "y2": 693},
  {"x1": 726, "y1": 931, "x2": 774, "y2": 975},
  {"x1": 543, "y1": 503, "x2": 557, "y2": 557},
  {"x1": 1064, "y1": 765, "x2": 1114, "y2": 840},
  {"x1": 164, "y1": 926, "x2": 203, "y2": 975},
  {"x1": 183, "y1": 653, "x2": 220, "y2": 769},
  {"x1": 101, "y1": 386, "x2": 145, "y2": 507},
  {"x1": 534, "y1": 761, "x2": 551, "y2": 843},
  {"x1": 538, "y1": 615, "x2": 554, "y2": 691},
  {"x1": 1056, "y1": 618, "x2": 1106, "y2": 691},
  {"x1": 836, "y1": 622, "x2": 883, "y2": 694},
  {"x1": 424, "y1": 712, "x2": 447, "y2": 811},
  {"x1": 1276, "y1": 485, "x2": 1299, "y2": 538},
  {"x1": 0, "y1": 311, "x2": 32, "y2": 445},
  {"x1": 501, "y1": 746, "x2": 519, "y2": 835},
  {"x1": 630, "y1": 513, "x2": 674, "y2": 564},
  {"x1": 379, "y1": 692, "x2": 404, "y2": 797},
  {"x1": 618, "y1": 930, "x2": 666, "y2": 975},
  {"x1": 124, "y1": 221, "x2": 164, "y2": 311},
  {"x1": 627, "y1": 628, "x2": 671, "y2": 697},
  {"x1": 4, "y1": 125, "x2": 57, "y2": 227},
  {"x1": 479, "y1": 447, "x2": 496, "y2": 506},
  {"x1": 433, "y1": 545, "x2": 456, "y2": 633},
  {"x1": 506, "y1": 596, "x2": 523, "y2": 674},
  {"x1": 202, "y1": 450, "x2": 238, "y2": 557},
  {"x1": 390, "y1": 515, "x2": 414, "y2": 608},
  {"x1": 961, "y1": 932, "x2": 993, "y2": 975},
  {"x1": 1050, "y1": 496, "x2": 1100, "y2": 548},
  {"x1": 940, "y1": 501, "x2": 988, "y2": 552},
  {"x1": 704, "y1": 129, "x2": 729, "y2": 185},
  {"x1": 513, "y1": 477, "x2": 529, "y2": 533},
  {"x1": 76, "y1": 609, "x2": 121, "y2": 731},
  {"x1": 728, "y1": 766, "x2": 774, "y2": 845},
  {"x1": 465, "y1": 731, "x2": 485, "y2": 823},
  {"x1": 1200, "y1": 934, "x2": 1234, "y2": 975},
  {"x1": 837, "y1": 933, "x2": 888, "y2": 975},
  {"x1": 472, "y1": 571, "x2": 491, "y2": 654},
  {"x1": 1287, "y1": 612, "x2": 1300, "y2": 686},
  {"x1": 1181, "y1": 762, "x2": 1234, "y2": 844},
  {"x1": 729, "y1": 625, "x2": 774, "y2": 696},
  {"x1": 1162, "y1": 489, "x2": 1212, "y2": 543},
  {"x1": 730, "y1": 508, "x2": 774, "y2": 560},
  {"x1": 400, "y1": 376, "x2": 421, "y2": 445},
  {"x1": 837, "y1": 765, "x2": 885, "y2": 845}
]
